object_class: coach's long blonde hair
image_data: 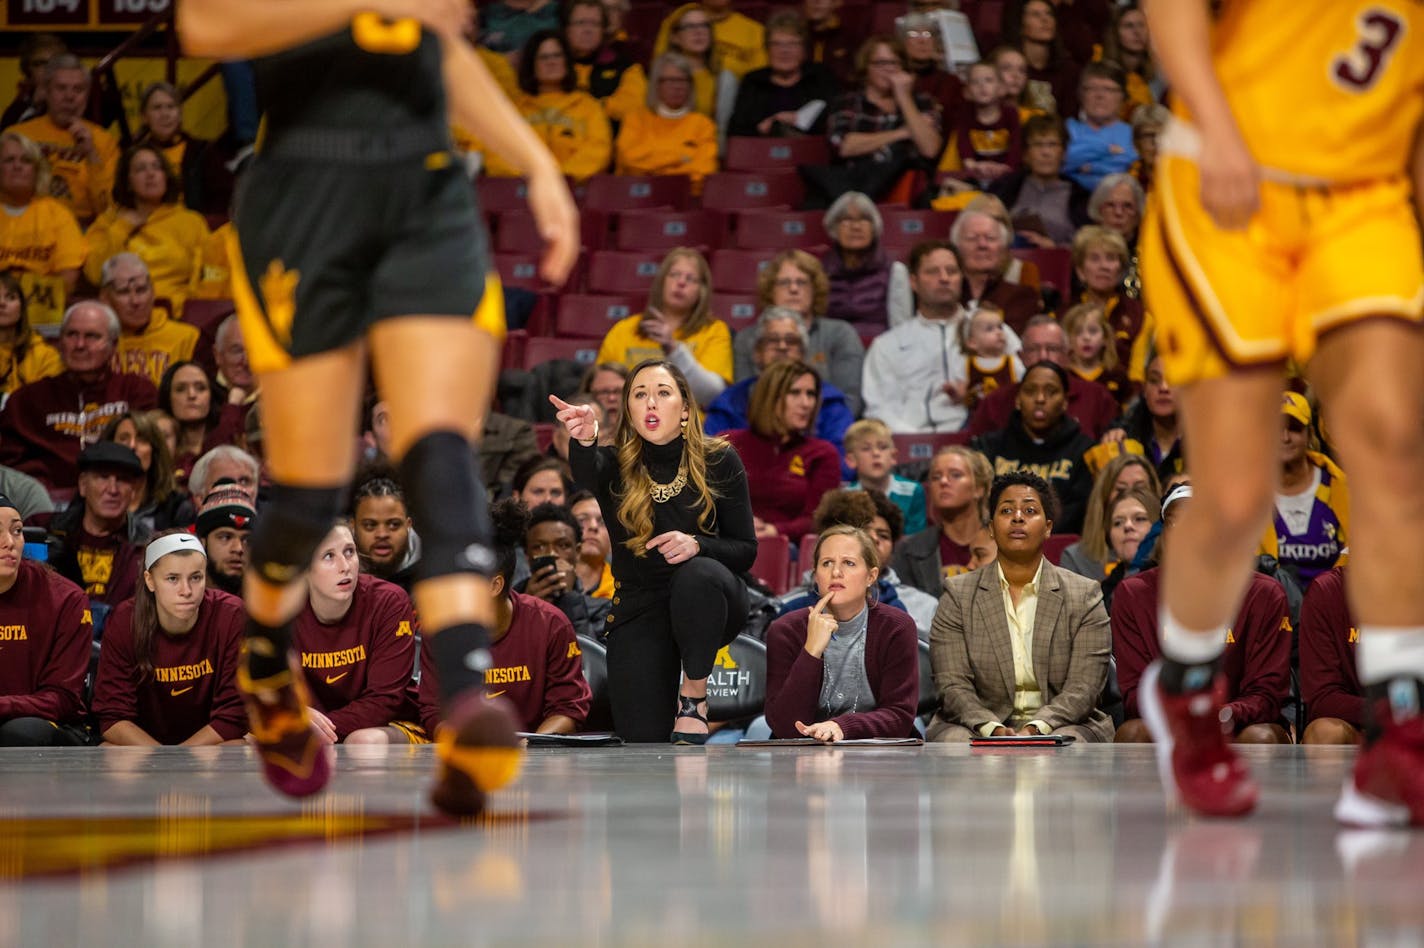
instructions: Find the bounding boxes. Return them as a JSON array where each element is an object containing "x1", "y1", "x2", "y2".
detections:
[{"x1": 614, "y1": 360, "x2": 725, "y2": 555}]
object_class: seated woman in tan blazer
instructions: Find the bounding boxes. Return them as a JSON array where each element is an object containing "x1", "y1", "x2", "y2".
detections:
[{"x1": 927, "y1": 470, "x2": 1114, "y2": 742}]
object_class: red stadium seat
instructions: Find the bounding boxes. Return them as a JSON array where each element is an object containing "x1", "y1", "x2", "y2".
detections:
[
  {"x1": 586, "y1": 250, "x2": 666, "y2": 294},
  {"x1": 732, "y1": 209, "x2": 827, "y2": 250},
  {"x1": 555, "y1": 293, "x2": 644, "y2": 338},
  {"x1": 492, "y1": 252, "x2": 546, "y2": 292},
  {"x1": 750, "y1": 534, "x2": 793, "y2": 596},
  {"x1": 180, "y1": 298, "x2": 235, "y2": 334},
  {"x1": 710, "y1": 248, "x2": 773, "y2": 294},
  {"x1": 892, "y1": 432, "x2": 972, "y2": 467},
  {"x1": 521, "y1": 335, "x2": 602, "y2": 370},
  {"x1": 870, "y1": 2, "x2": 904, "y2": 35},
  {"x1": 496, "y1": 208, "x2": 608, "y2": 253},
  {"x1": 1011, "y1": 247, "x2": 1072, "y2": 295},
  {"x1": 881, "y1": 207, "x2": 960, "y2": 247},
  {"x1": 710, "y1": 292, "x2": 760, "y2": 333},
  {"x1": 501, "y1": 329, "x2": 527, "y2": 371},
  {"x1": 476, "y1": 177, "x2": 532, "y2": 214},
  {"x1": 615, "y1": 209, "x2": 728, "y2": 251},
  {"x1": 1043, "y1": 533, "x2": 1079, "y2": 566},
  {"x1": 583, "y1": 173, "x2": 692, "y2": 213},
  {"x1": 700, "y1": 171, "x2": 805, "y2": 211},
  {"x1": 722, "y1": 136, "x2": 831, "y2": 172},
  {"x1": 533, "y1": 423, "x2": 557, "y2": 453}
]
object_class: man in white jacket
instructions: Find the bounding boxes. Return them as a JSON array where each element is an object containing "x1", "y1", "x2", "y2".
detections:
[{"x1": 862, "y1": 240, "x2": 1020, "y2": 433}]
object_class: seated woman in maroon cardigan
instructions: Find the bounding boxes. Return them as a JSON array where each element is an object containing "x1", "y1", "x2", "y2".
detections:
[
  {"x1": 724, "y1": 359, "x2": 842, "y2": 541},
  {"x1": 764, "y1": 525, "x2": 919, "y2": 741},
  {"x1": 92, "y1": 530, "x2": 247, "y2": 745},
  {"x1": 288, "y1": 523, "x2": 424, "y2": 745}
]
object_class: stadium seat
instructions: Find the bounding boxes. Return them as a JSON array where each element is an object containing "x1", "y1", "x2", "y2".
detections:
[
  {"x1": 521, "y1": 335, "x2": 601, "y2": 370},
  {"x1": 700, "y1": 171, "x2": 805, "y2": 211},
  {"x1": 576, "y1": 634, "x2": 614, "y2": 732},
  {"x1": 722, "y1": 136, "x2": 831, "y2": 172},
  {"x1": 586, "y1": 250, "x2": 666, "y2": 294},
  {"x1": 881, "y1": 208, "x2": 960, "y2": 249},
  {"x1": 1011, "y1": 247, "x2": 1072, "y2": 295},
  {"x1": 492, "y1": 251, "x2": 546, "y2": 292},
  {"x1": 1042, "y1": 533, "x2": 1079, "y2": 566},
  {"x1": 732, "y1": 209, "x2": 828, "y2": 250},
  {"x1": 555, "y1": 293, "x2": 643, "y2": 338},
  {"x1": 496, "y1": 207, "x2": 608, "y2": 253},
  {"x1": 476, "y1": 177, "x2": 532, "y2": 214},
  {"x1": 500, "y1": 328, "x2": 528, "y2": 371},
  {"x1": 892, "y1": 432, "x2": 972, "y2": 467},
  {"x1": 750, "y1": 533, "x2": 793, "y2": 595},
  {"x1": 705, "y1": 634, "x2": 769, "y2": 724},
  {"x1": 918, "y1": 639, "x2": 938, "y2": 718},
  {"x1": 583, "y1": 173, "x2": 692, "y2": 213},
  {"x1": 615, "y1": 209, "x2": 728, "y2": 251},
  {"x1": 180, "y1": 298, "x2": 235, "y2": 334},
  {"x1": 710, "y1": 248, "x2": 773, "y2": 294},
  {"x1": 709, "y1": 292, "x2": 761, "y2": 333},
  {"x1": 870, "y1": 1, "x2": 905, "y2": 35}
]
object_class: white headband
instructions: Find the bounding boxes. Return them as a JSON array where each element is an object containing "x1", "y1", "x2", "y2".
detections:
[{"x1": 145, "y1": 532, "x2": 207, "y2": 570}]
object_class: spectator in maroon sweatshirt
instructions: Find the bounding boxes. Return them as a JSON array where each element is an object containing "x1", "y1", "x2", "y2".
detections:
[
  {"x1": 1299, "y1": 566, "x2": 1363, "y2": 745},
  {"x1": 420, "y1": 498, "x2": 592, "y2": 736},
  {"x1": 724, "y1": 359, "x2": 841, "y2": 541},
  {"x1": 288, "y1": 522, "x2": 424, "y2": 745},
  {"x1": 92, "y1": 530, "x2": 247, "y2": 745},
  {"x1": 765, "y1": 524, "x2": 918, "y2": 740},
  {"x1": 0, "y1": 492, "x2": 92, "y2": 746},
  {"x1": 1112, "y1": 485, "x2": 1293, "y2": 744},
  {"x1": 0, "y1": 300, "x2": 157, "y2": 489}
]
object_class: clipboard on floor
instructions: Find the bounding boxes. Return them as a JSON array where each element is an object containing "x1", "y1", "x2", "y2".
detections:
[
  {"x1": 518, "y1": 732, "x2": 625, "y2": 747},
  {"x1": 735, "y1": 738, "x2": 924, "y2": 747}
]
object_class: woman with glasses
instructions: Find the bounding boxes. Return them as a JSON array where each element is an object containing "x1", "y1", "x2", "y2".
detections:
[
  {"x1": 595, "y1": 247, "x2": 731, "y2": 404},
  {"x1": 727, "y1": 11, "x2": 838, "y2": 138},
  {"x1": 481, "y1": 31, "x2": 611, "y2": 182},
  {"x1": 613, "y1": 53, "x2": 719, "y2": 193},
  {"x1": 732, "y1": 249, "x2": 865, "y2": 413},
  {"x1": 826, "y1": 34, "x2": 942, "y2": 199}
]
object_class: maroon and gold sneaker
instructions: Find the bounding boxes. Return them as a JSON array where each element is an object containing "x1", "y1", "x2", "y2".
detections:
[
  {"x1": 1140, "y1": 659, "x2": 1259, "y2": 818},
  {"x1": 1336, "y1": 682, "x2": 1424, "y2": 828},
  {"x1": 430, "y1": 693, "x2": 524, "y2": 817},
  {"x1": 239, "y1": 657, "x2": 334, "y2": 799}
]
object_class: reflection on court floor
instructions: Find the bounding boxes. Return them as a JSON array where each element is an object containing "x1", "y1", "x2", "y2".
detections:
[{"x1": 0, "y1": 744, "x2": 1418, "y2": 946}]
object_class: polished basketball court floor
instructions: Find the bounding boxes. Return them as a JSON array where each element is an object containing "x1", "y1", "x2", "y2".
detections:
[{"x1": 0, "y1": 743, "x2": 1419, "y2": 945}]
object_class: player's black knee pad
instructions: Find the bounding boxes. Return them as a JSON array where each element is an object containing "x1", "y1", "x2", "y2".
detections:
[
  {"x1": 247, "y1": 483, "x2": 348, "y2": 585},
  {"x1": 399, "y1": 430, "x2": 495, "y2": 581}
]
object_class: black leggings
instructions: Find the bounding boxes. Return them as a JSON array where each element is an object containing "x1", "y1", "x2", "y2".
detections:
[
  {"x1": 0, "y1": 717, "x2": 88, "y2": 747},
  {"x1": 606, "y1": 558, "x2": 748, "y2": 743}
]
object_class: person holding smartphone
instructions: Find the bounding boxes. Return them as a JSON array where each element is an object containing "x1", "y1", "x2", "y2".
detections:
[{"x1": 516, "y1": 501, "x2": 610, "y2": 640}]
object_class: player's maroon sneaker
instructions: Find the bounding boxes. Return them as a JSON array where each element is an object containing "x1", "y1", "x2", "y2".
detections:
[
  {"x1": 1335, "y1": 685, "x2": 1424, "y2": 828},
  {"x1": 239, "y1": 656, "x2": 333, "y2": 799},
  {"x1": 430, "y1": 692, "x2": 524, "y2": 817},
  {"x1": 1140, "y1": 659, "x2": 1259, "y2": 817}
]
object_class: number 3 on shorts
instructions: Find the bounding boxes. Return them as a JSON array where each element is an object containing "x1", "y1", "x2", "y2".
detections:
[
  {"x1": 1333, "y1": 9, "x2": 1404, "y2": 90},
  {"x1": 352, "y1": 13, "x2": 422, "y2": 55}
]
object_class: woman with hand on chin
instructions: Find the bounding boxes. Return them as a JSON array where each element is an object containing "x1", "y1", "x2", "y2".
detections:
[
  {"x1": 551, "y1": 360, "x2": 756, "y2": 743},
  {"x1": 764, "y1": 525, "x2": 919, "y2": 741}
]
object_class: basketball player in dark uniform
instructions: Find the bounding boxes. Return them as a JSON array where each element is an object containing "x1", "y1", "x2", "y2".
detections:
[{"x1": 178, "y1": 0, "x2": 578, "y2": 815}]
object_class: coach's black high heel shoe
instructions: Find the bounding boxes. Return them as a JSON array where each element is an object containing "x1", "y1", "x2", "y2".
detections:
[{"x1": 670, "y1": 695, "x2": 710, "y2": 745}]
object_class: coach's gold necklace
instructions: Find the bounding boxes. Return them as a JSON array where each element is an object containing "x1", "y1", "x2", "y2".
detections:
[{"x1": 650, "y1": 463, "x2": 688, "y2": 503}]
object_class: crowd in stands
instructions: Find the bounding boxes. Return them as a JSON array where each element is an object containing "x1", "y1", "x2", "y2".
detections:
[{"x1": 0, "y1": 1, "x2": 1364, "y2": 748}]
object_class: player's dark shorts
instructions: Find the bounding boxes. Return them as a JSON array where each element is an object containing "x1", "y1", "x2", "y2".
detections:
[{"x1": 228, "y1": 125, "x2": 501, "y2": 373}]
